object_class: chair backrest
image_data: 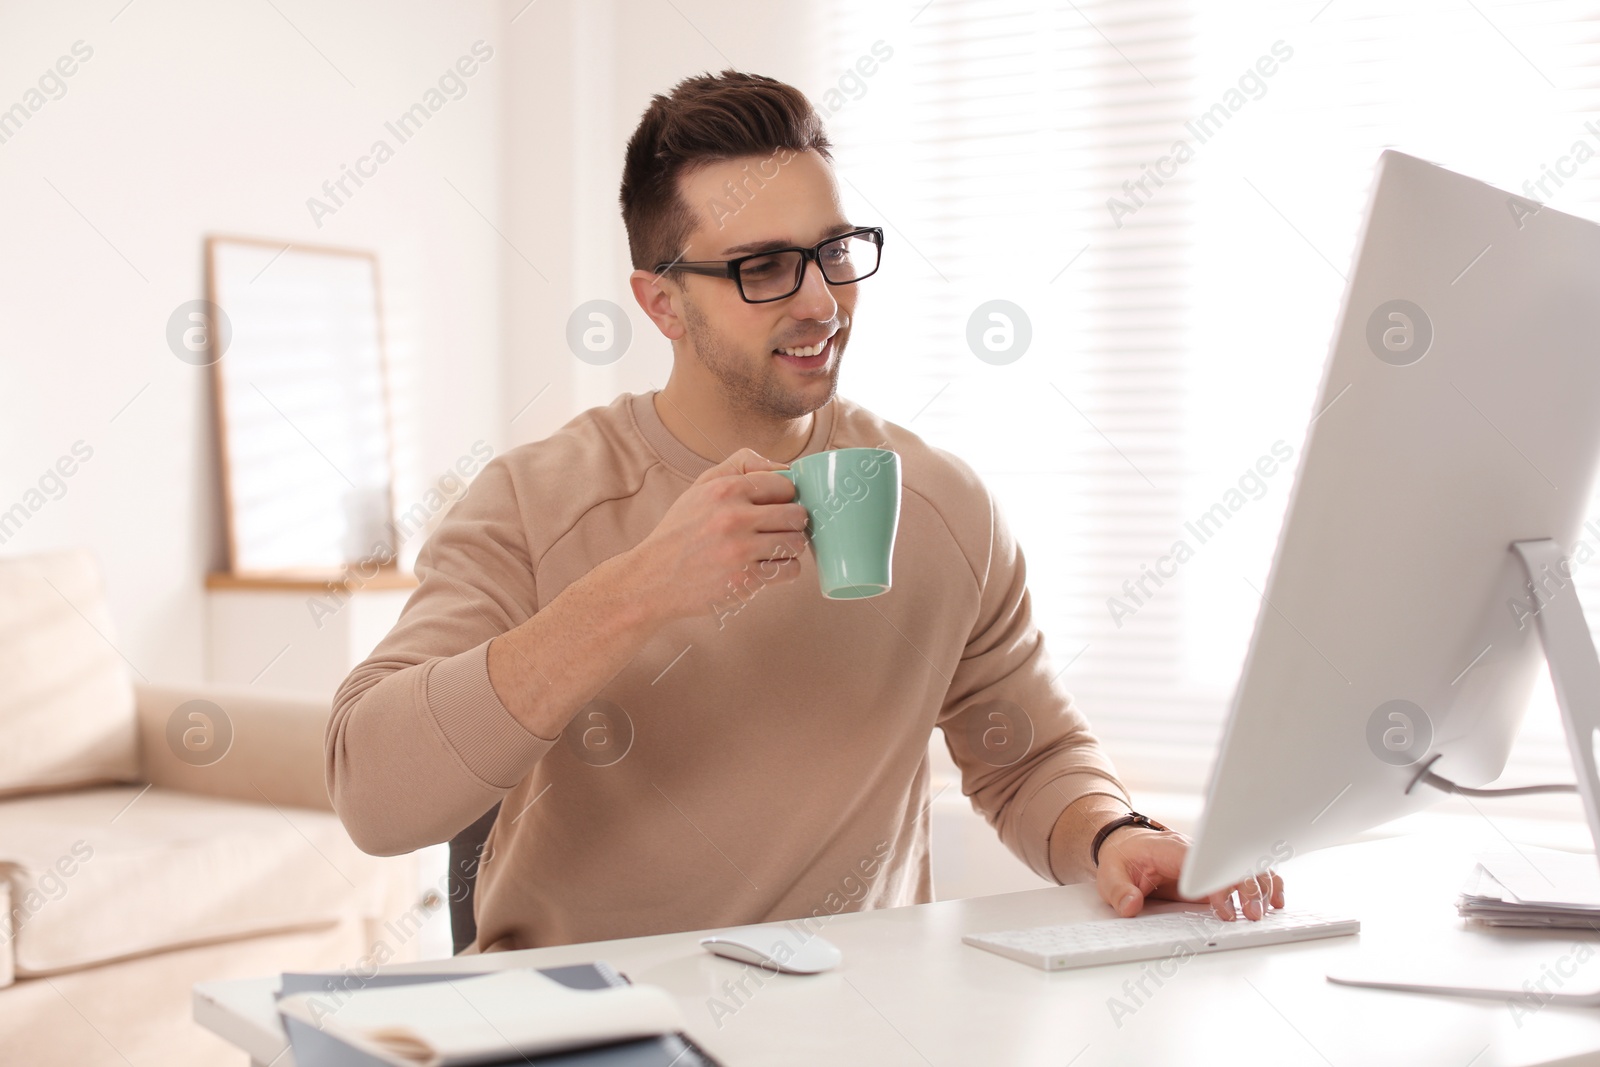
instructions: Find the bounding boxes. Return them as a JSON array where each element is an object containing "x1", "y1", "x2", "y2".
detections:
[{"x1": 447, "y1": 801, "x2": 501, "y2": 955}]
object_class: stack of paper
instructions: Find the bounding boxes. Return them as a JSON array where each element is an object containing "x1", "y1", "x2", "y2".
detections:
[
  {"x1": 1458, "y1": 845, "x2": 1600, "y2": 930},
  {"x1": 277, "y1": 968, "x2": 688, "y2": 1067}
]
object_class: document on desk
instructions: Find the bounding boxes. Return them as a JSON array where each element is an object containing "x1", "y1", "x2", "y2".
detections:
[
  {"x1": 1458, "y1": 845, "x2": 1600, "y2": 926},
  {"x1": 276, "y1": 968, "x2": 690, "y2": 1067},
  {"x1": 1328, "y1": 845, "x2": 1600, "y2": 1002}
]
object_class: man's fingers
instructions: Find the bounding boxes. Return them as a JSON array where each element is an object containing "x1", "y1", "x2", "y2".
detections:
[
  {"x1": 1239, "y1": 870, "x2": 1285, "y2": 920},
  {"x1": 734, "y1": 470, "x2": 799, "y2": 506},
  {"x1": 755, "y1": 556, "x2": 802, "y2": 582},
  {"x1": 728, "y1": 469, "x2": 796, "y2": 506},
  {"x1": 697, "y1": 447, "x2": 785, "y2": 483},
  {"x1": 754, "y1": 502, "x2": 808, "y2": 533},
  {"x1": 1237, "y1": 875, "x2": 1267, "y2": 921},
  {"x1": 1107, "y1": 879, "x2": 1145, "y2": 918},
  {"x1": 757, "y1": 535, "x2": 807, "y2": 564},
  {"x1": 1095, "y1": 835, "x2": 1285, "y2": 924},
  {"x1": 724, "y1": 447, "x2": 785, "y2": 476},
  {"x1": 694, "y1": 449, "x2": 805, "y2": 511},
  {"x1": 1095, "y1": 853, "x2": 1147, "y2": 918}
]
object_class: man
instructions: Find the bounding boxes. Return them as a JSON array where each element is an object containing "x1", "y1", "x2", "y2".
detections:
[{"x1": 327, "y1": 70, "x2": 1283, "y2": 955}]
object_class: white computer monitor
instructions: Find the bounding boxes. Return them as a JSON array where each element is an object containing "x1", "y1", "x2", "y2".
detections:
[{"x1": 1181, "y1": 150, "x2": 1600, "y2": 899}]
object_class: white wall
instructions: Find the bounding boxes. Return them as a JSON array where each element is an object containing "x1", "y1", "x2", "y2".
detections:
[
  {"x1": 501, "y1": 0, "x2": 831, "y2": 447},
  {"x1": 0, "y1": 0, "x2": 504, "y2": 683},
  {"x1": 0, "y1": 0, "x2": 842, "y2": 684}
]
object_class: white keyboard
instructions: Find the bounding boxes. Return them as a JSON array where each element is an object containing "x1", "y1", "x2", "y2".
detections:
[{"x1": 962, "y1": 909, "x2": 1359, "y2": 971}]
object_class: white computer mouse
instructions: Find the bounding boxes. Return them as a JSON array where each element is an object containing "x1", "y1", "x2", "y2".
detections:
[{"x1": 699, "y1": 924, "x2": 842, "y2": 974}]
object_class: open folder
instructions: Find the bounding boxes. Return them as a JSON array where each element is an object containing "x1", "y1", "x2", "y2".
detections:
[{"x1": 274, "y1": 962, "x2": 721, "y2": 1067}]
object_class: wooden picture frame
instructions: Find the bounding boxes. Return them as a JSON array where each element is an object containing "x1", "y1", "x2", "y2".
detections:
[{"x1": 205, "y1": 236, "x2": 401, "y2": 576}]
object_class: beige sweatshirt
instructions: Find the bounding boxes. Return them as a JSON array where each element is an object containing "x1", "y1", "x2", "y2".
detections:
[{"x1": 327, "y1": 390, "x2": 1129, "y2": 953}]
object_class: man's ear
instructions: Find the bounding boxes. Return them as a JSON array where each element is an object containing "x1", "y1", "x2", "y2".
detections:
[{"x1": 629, "y1": 269, "x2": 686, "y2": 341}]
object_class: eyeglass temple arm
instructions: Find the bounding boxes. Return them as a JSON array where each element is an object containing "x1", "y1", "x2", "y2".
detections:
[{"x1": 653, "y1": 263, "x2": 737, "y2": 278}]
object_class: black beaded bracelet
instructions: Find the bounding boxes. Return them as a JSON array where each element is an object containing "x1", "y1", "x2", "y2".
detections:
[{"x1": 1090, "y1": 811, "x2": 1170, "y2": 867}]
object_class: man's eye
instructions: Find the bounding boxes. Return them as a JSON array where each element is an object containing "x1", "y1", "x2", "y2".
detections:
[{"x1": 742, "y1": 257, "x2": 781, "y2": 277}]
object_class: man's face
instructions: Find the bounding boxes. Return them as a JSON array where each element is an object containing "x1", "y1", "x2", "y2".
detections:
[{"x1": 669, "y1": 149, "x2": 858, "y2": 420}]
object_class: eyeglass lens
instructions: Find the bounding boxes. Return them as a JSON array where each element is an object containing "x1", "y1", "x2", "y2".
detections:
[{"x1": 738, "y1": 232, "x2": 880, "y2": 301}]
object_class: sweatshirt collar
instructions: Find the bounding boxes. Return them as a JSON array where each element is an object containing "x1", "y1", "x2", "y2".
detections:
[{"x1": 630, "y1": 390, "x2": 837, "y2": 480}]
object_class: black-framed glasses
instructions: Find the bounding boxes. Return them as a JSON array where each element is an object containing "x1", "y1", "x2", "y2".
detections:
[{"x1": 654, "y1": 226, "x2": 884, "y2": 304}]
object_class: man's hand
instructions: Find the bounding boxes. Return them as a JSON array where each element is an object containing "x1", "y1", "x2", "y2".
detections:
[
  {"x1": 484, "y1": 448, "x2": 807, "y2": 738},
  {"x1": 1096, "y1": 825, "x2": 1285, "y2": 921},
  {"x1": 628, "y1": 447, "x2": 810, "y2": 620}
]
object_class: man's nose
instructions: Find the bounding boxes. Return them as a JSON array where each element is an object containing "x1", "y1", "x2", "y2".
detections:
[{"x1": 788, "y1": 258, "x2": 839, "y2": 321}]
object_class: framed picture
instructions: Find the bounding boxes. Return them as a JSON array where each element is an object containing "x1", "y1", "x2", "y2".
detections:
[{"x1": 205, "y1": 236, "x2": 398, "y2": 574}]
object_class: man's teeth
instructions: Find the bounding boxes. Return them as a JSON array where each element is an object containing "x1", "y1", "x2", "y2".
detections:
[{"x1": 776, "y1": 340, "x2": 827, "y2": 357}]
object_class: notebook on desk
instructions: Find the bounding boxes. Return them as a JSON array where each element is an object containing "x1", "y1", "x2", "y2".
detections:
[{"x1": 274, "y1": 961, "x2": 722, "y2": 1067}]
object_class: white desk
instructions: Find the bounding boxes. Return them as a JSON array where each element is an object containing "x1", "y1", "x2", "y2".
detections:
[{"x1": 195, "y1": 830, "x2": 1600, "y2": 1066}]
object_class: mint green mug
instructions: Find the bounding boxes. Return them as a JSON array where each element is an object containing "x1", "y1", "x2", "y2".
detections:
[{"x1": 774, "y1": 447, "x2": 901, "y2": 599}]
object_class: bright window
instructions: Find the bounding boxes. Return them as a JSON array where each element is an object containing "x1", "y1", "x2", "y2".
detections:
[{"x1": 825, "y1": 0, "x2": 1600, "y2": 792}]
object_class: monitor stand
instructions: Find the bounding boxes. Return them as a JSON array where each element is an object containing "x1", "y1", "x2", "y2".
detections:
[
  {"x1": 1325, "y1": 538, "x2": 1600, "y2": 1002},
  {"x1": 1508, "y1": 537, "x2": 1600, "y2": 859},
  {"x1": 1407, "y1": 538, "x2": 1600, "y2": 829}
]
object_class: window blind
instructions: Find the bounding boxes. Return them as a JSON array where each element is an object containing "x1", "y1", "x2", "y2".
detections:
[{"x1": 822, "y1": 0, "x2": 1600, "y2": 792}]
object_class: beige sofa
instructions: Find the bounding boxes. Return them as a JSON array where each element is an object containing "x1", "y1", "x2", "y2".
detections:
[{"x1": 0, "y1": 549, "x2": 421, "y2": 1066}]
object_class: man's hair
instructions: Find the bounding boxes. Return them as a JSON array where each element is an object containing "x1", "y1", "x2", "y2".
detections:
[{"x1": 619, "y1": 70, "x2": 832, "y2": 272}]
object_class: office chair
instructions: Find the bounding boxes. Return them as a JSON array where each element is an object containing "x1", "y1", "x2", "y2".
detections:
[{"x1": 448, "y1": 801, "x2": 501, "y2": 955}]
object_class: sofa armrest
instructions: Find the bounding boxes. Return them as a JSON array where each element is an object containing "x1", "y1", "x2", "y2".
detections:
[{"x1": 135, "y1": 682, "x2": 333, "y2": 812}]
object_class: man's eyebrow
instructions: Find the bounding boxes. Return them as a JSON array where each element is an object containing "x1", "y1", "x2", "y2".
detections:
[{"x1": 719, "y1": 221, "x2": 856, "y2": 256}]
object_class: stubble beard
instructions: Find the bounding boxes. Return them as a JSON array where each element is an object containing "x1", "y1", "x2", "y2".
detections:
[{"x1": 681, "y1": 297, "x2": 842, "y2": 421}]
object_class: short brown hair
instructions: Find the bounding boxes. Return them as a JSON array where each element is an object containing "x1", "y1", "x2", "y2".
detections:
[{"x1": 620, "y1": 70, "x2": 832, "y2": 271}]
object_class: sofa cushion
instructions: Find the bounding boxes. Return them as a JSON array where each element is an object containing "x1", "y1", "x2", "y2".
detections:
[
  {"x1": 0, "y1": 786, "x2": 384, "y2": 978},
  {"x1": 0, "y1": 549, "x2": 137, "y2": 796}
]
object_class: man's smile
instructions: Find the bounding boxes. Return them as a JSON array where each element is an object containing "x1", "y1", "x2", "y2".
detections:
[{"x1": 773, "y1": 330, "x2": 839, "y2": 372}]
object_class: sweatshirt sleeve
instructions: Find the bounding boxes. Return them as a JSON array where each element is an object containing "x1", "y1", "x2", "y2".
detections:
[
  {"x1": 934, "y1": 475, "x2": 1130, "y2": 884},
  {"x1": 326, "y1": 457, "x2": 558, "y2": 856}
]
